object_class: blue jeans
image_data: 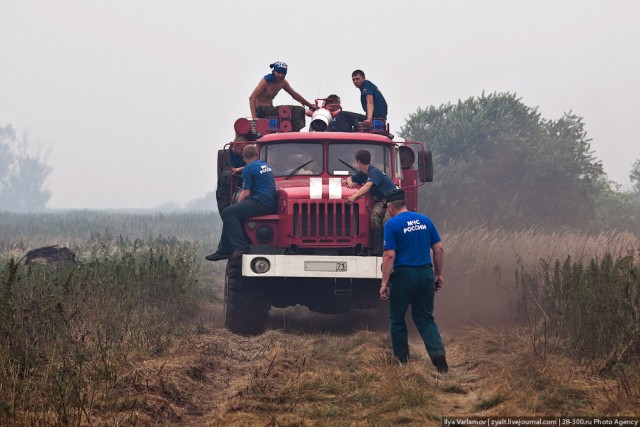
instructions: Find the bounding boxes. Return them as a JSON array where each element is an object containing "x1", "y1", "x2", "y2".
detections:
[
  {"x1": 389, "y1": 266, "x2": 445, "y2": 363},
  {"x1": 333, "y1": 111, "x2": 365, "y2": 132},
  {"x1": 217, "y1": 199, "x2": 274, "y2": 254}
]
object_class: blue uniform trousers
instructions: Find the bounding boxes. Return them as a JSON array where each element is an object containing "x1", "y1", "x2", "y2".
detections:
[
  {"x1": 333, "y1": 111, "x2": 366, "y2": 132},
  {"x1": 389, "y1": 266, "x2": 446, "y2": 363},
  {"x1": 217, "y1": 199, "x2": 274, "y2": 254}
]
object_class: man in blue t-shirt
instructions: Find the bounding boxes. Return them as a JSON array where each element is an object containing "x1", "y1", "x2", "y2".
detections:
[
  {"x1": 333, "y1": 69, "x2": 388, "y2": 132},
  {"x1": 206, "y1": 145, "x2": 277, "y2": 261},
  {"x1": 379, "y1": 188, "x2": 448, "y2": 373},
  {"x1": 345, "y1": 149, "x2": 397, "y2": 255}
]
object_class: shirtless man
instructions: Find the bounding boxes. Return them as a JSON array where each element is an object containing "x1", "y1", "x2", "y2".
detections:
[{"x1": 249, "y1": 61, "x2": 316, "y2": 132}]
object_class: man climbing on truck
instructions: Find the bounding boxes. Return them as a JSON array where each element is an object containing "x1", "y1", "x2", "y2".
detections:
[
  {"x1": 206, "y1": 144, "x2": 277, "y2": 261},
  {"x1": 249, "y1": 61, "x2": 317, "y2": 132},
  {"x1": 345, "y1": 149, "x2": 397, "y2": 255}
]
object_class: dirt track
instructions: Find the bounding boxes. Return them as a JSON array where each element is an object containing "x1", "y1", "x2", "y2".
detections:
[
  {"x1": 92, "y1": 263, "x2": 638, "y2": 425},
  {"x1": 92, "y1": 300, "x2": 637, "y2": 426}
]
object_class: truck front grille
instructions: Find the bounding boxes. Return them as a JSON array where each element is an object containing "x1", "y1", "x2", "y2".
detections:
[{"x1": 292, "y1": 202, "x2": 359, "y2": 241}]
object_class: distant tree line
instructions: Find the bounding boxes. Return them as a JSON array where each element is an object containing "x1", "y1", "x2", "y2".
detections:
[
  {"x1": 632, "y1": 159, "x2": 640, "y2": 196},
  {"x1": 401, "y1": 92, "x2": 640, "y2": 233},
  {"x1": 0, "y1": 124, "x2": 51, "y2": 212},
  {"x1": 5, "y1": 97, "x2": 640, "y2": 222}
]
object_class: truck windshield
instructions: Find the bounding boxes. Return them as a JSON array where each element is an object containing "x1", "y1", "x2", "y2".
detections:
[
  {"x1": 260, "y1": 142, "x2": 324, "y2": 177},
  {"x1": 327, "y1": 143, "x2": 390, "y2": 176}
]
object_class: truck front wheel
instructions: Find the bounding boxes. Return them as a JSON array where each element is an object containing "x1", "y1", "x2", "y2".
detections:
[{"x1": 223, "y1": 257, "x2": 270, "y2": 335}]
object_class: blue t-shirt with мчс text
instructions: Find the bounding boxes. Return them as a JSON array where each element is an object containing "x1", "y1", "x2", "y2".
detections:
[
  {"x1": 360, "y1": 80, "x2": 388, "y2": 119},
  {"x1": 383, "y1": 211, "x2": 441, "y2": 268},
  {"x1": 242, "y1": 159, "x2": 276, "y2": 208},
  {"x1": 352, "y1": 165, "x2": 396, "y2": 200}
]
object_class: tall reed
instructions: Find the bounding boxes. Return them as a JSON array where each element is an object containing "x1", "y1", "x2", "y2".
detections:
[
  {"x1": 437, "y1": 227, "x2": 639, "y2": 328},
  {"x1": 517, "y1": 251, "x2": 640, "y2": 392}
]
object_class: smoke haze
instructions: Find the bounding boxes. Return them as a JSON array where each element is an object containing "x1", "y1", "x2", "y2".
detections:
[{"x1": 1, "y1": 0, "x2": 638, "y2": 209}]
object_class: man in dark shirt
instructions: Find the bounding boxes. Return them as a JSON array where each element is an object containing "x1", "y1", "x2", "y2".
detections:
[
  {"x1": 206, "y1": 145, "x2": 277, "y2": 261},
  {"x1": 345, "y1": 149, "x2": 396, "y2": 255},
  {"x1": 380, "y1": 189, "x2": 447, "y2": 373},
  {"x1": 333, "y1": 69, "x2": 388, "y2": 132}
]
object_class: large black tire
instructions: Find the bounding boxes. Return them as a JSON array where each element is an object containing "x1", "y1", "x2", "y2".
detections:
[{"x1": 223, "y1": 257, "x2": 270, "y2": 336}]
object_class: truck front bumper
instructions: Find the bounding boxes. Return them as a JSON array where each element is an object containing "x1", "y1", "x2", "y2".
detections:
[{"x1": 241, "y1": 254, "x2": 383, "y2": 279}]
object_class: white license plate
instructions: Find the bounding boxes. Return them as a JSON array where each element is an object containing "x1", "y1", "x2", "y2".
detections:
[{"x1": 304, "y1": 261, "x2": 348, "y2": 272}]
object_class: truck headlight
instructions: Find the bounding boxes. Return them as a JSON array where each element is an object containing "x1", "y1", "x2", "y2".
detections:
[
  {"x1": 256, "y1": 225, "x2": 273, "y2": 243},
  {"x1": 251, "y1": 257, "x2": 271, "y2": 274}
]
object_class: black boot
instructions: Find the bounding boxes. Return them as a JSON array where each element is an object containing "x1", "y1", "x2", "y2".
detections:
[
  {"x1": 205, "y1": 251, "x2": 230, "y2": 261},
  {"x1": 434, "y1": 355, "x2": 449, "y2": 373}
]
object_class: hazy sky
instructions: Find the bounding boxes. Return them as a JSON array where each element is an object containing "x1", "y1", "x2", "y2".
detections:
[{"x1": 1, "y1": 0, "x2": 639, "y2": 209}]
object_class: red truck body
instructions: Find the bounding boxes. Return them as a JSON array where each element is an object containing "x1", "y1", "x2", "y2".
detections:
[{"x1": 217, "y1": 123, "x2": 432, "y2": 335}]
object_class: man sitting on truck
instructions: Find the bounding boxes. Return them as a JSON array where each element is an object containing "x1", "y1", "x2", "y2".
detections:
[
  {"x1": 345, "y1": 149, "x2": 397, "y2": 256},
  {"x1": 333, "y1": 69, "x2": 388, "y2": 132},
  {"x1": 324, "y1": 94, "x2": 342, "y2": 131},
  {"x1": 206, "y1": 144, "x2": 277, "y2": 261},
  {"x1": 249, "y1": 61, "x2": 317, "y2": 132}
]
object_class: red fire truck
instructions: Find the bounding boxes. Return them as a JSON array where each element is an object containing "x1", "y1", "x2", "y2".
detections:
[{"x1": 217, "y1": 112, "x2": 432, "y2": 335}]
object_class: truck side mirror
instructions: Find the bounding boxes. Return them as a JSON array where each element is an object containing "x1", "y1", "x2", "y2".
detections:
[
  {"x1": 398, "y1": 146, "x2": 416, "y2": 170},
  {"x1": 421, "y1": 149, "x2": 433, "y2": 183},
  {"x1": 408, "y1": 142, "x2": 433, "y2": 183}
]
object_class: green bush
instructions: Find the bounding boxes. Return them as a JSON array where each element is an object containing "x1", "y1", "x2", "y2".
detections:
[
  {"x1": 401, "y1": 92, "x2": 640, "y2": 233},
  {"x1": 0, "y1": 238, "x2": 201, "y2": 425}
]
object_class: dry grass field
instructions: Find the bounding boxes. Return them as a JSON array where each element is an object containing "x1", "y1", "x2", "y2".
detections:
[
  {"x1": 78, "y1": 318, "x2": 640, "y2": 425},
  {"x1": 1, "y1": 212, "x2": 639, "y2": 425}
]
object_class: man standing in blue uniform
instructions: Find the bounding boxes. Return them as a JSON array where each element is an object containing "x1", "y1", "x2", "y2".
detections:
[
  {"x1": 379, "y1": 189, "x2": 448, "y2": 373},
  {"x1": 334, "y1": 69, "x2": 388, "y2": 132},
  {"x1": 206, "y1": 145, "x2": 277, "y2": 261},
  {"x1": 346, "y1": 149, "x2": 397, "y2": 255}
]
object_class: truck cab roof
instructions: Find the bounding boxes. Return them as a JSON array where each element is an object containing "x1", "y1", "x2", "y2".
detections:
[{"x1": 257, "y1": 131, "x2": 394, "y2": 144}]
